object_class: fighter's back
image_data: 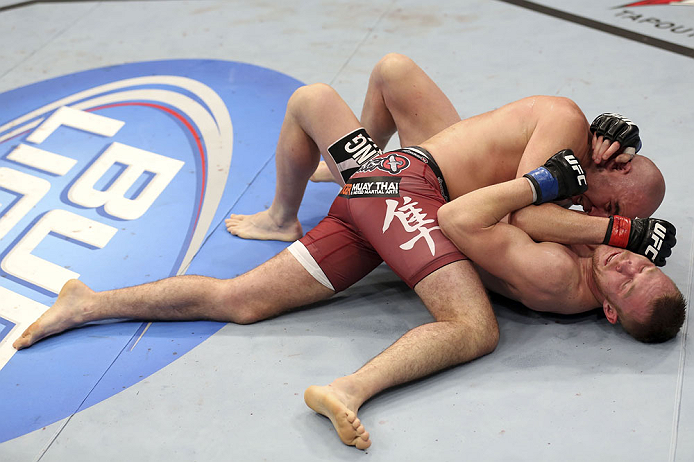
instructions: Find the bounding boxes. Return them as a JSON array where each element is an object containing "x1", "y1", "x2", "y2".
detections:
[{"x1": 422, "y1": 95, "x2": 591, "y2": 200}]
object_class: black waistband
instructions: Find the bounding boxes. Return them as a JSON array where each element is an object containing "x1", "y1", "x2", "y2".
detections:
[{"x1": 397, "y1": 146, "x2": 450, "y2": 202}]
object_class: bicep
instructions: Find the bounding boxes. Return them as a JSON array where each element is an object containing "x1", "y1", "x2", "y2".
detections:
[{"x1": 441, "y1": 214, "x2": 564, "y2": 293}]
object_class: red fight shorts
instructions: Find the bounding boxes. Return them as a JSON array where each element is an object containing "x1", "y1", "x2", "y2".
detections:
[{"x1": 289, "y1": 147, "x2": 468, "y2": 292}]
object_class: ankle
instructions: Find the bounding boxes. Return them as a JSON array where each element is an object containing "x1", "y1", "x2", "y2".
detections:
[
  {"x1": 328, "y1": 375, "x2": 371, "y2": 410},
  {"x1": 267, "y1": 203, "x2": 299, "y2": 226}
]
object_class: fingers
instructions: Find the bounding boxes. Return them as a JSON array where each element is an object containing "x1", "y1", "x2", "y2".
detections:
[
  {"x1": 613, "y1": 147, "x2": 636, "y2": 164},
  {"x1": 592, "y1": 136, "x2": 614, "y2": 164},
  {"x1": 592, "y1": 136, "x2": 634, "y2": 166},
  {"x1": 602, "y1": 141, "x2": 621, "y2": 162}
]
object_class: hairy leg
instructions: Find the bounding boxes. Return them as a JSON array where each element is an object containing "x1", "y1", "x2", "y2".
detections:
[
  {"x1": 310, "y1": 53, "x2": 463, "y2": 185},
  {"x1": 361, "y1": 53, "x2": 462, "y2": 150},
  {"x1": 14, "y1": 249, "x2": 334, "y2": 349},
  {"x1": 226, "y1": 84, "x2": 360, "y2": 241},
  {"x1": 304, "y1": 260, "x2": 498, "y2": 449}
]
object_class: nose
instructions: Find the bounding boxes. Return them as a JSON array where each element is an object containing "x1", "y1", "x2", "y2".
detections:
[{"x1": 616, "y1": 259, "x2": 635, "y2": 274}]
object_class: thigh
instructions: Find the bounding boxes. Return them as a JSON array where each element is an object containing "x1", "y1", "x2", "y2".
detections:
[
  {"x1": 413, "y1": 259, "x2": 493, "y2": 322},
  {"x1": 347, "y1": 166, "x2": 465, "y2": 288},
  {"x1": 289, "y1": 83, "x2": 366, "y2": 184},
  {"x1": 364, "y1": 55, "x2": 461, "y2": 147},
  {"x1": 391, "y1": 78, "x2": 461, "y2": 148},
  {"x1": 299, "y1": 201, "x2": 384, "y2": 293},
  {"x1": 228, "y1": 248, "x2": 337, "y2": 323}
]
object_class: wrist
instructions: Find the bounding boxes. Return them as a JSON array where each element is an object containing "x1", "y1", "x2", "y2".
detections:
[
  {"x1": 603, "y1": 215, "x2": 631, "y2": 248},
  {"x1": 523, "y1": 167, "x2": 557, "y2": 205}
]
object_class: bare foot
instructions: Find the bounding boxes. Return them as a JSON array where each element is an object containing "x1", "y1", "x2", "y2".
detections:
[
  {"x1": 13, "y1": 279, "x2": 95, "y2": 350},
  {"x1": 304, "y1": 385, "x2": 371, "y2": 450},
  {"x1": 309, "y1": 161, "x2": 339, "y2": 184},
  {"x1": 225, "y1": 209, "x2": 303, "y2": 242}
]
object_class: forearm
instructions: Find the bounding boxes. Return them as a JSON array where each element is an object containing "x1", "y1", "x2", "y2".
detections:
[
  {"x1": 439, "y1": 178, "x2": 533, "y2": 242},
  {"x1": 508, "y1": 203, "x2": 609, "y2": 245},
  {"x1": 439, "y1": 176, "x2": 611, "y2": 248}
]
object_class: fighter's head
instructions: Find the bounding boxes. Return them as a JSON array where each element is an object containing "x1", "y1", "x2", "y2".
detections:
[
  {"x1": 576, "y1": 155, "x2": 665, "y2": 218},
  {"x1": 591, "y1": 245, "x2": 686, "y2": 343}
]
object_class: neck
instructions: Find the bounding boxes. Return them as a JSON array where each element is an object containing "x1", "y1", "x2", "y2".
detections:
[{"x1": 579, "y1": 256, "x2": 604, "y2": 308}]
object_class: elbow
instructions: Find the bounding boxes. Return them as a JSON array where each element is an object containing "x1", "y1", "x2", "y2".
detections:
[
  {"x1": 438, "y1": 199, "x2": 490, "y2": 240},
  {"x1": 508, "y1": 204, "x2": 543, "y2": 234},
  {"x1": 437, "y1": 202, "x2": 455, "y2": 235},
  {"x1": 438, "y1": 201, "x2": 470, "y2": 240},
  {"x1": 507, "y1": 208, "x2": 526, "y2": 228}
]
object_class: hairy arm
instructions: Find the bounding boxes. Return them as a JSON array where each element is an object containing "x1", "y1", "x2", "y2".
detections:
[{"x1": 509, "y1": 203, "x2": 609, "y2": 245}]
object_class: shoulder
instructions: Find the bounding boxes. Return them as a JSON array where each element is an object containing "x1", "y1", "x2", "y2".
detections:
[
  {"x1": 516, "y1": 243, "x2": 583, "y2": 308},
  {"x1": 533, "y1": 96, "x2": 587, "y2": 121},
  {"x1": 526, "y1": 242, "x2": 578, "y2": 282}
]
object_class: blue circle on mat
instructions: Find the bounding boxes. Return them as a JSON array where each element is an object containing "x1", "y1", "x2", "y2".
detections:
[{"x1": 0, "y1": 60, "x2": 303, "y2": 442}]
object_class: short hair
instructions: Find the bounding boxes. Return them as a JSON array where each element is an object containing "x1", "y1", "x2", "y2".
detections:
[{"x1": 621, "y1": 289, "x2": 687, "y2": 343}]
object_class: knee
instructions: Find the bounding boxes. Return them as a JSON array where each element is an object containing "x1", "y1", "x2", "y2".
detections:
[
  {"x1": 218, "y1": 288, "x2": 268, "y2": 325},
  {"x1": 371, "y1": 53, "x2": 418, "y2": 87},
  {"x1": 288, "y1": 83, "x2": 340, "y2": 115},
  {"x1": 453, "y1": 313, "x2": 500, "y2": 357},
  {"x1": 481, "y1": 320, "x2": 500, "y2": 355},
  {"x1": 228, "y1": 306, "x2": 263, "y2": 325},
  {"x1": 234, "y1": 314, "x2": 262, "y2": 325},
  {"x1": 474, "y1": 319, "x2": 499, "y2": 356}
]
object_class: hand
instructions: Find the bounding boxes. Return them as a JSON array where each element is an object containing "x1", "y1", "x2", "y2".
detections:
[
  {"x1": 604, "y1": 216, "x2": 676, "y2": 267},
  {"x1": 591, "y1": 133, "x2": 635, "y2": 166},
  {"x1": 523, "y1": 150, "x2": 588, "y2": 204},
  {"x1": 590, "y1": 113, "x2": 641, "y2": 165},
  {"x1": 630, "y1": 218, "x2": 676, "y2": 267}
]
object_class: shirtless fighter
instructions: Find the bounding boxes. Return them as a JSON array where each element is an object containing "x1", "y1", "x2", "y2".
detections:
[{"x1": 12, "y1": 55, "x2": 678, "y2": 451}]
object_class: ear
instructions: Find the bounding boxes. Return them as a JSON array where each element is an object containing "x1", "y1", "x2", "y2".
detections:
[
  {"x1": 606, "y1": 158, "x2": 632, "y2": 174},
  {"x1": 603, "y1": 300, "x2": 619, "y2": 324}
]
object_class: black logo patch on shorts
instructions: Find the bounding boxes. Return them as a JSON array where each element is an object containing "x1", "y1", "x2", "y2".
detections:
[
  {"x1": 339, "y1": 177, "x2": 401, "y2": 198},
  {"x1": 357, "y1": 153, "x2": 410, "y2": 175},
  {"x1": 327, "y1": 128, "x2": 383, "y2": 183}
]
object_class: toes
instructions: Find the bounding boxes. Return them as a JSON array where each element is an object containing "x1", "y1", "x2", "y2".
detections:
[
  {"x1": 355, "y1": 433, "x2": 371, "y2": 450},
  {"x1": 226, "y1": 221, "x2": 241, "y2": 234},
  {"x1": 13, "y1": 330, "x2": 33, "y2": 350}
]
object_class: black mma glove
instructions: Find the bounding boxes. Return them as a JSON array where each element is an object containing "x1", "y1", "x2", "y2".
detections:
[
  {"x1": 590, "y1": 113, "x2": 642, "y2": 153},
  {"x1": 523, "y1": 149, "x2": 588, "y2": 205},
  {"x1": 603, "y1": 215, "x2": 676, "y2": 267}
]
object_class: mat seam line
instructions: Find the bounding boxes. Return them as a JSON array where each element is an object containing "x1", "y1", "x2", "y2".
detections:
[
  {"x1": 0, "y1": 2, "x2": 102, "y2": 84},
  {"x1": 668, "y1": 224, "x2": 693, "y2": 462},
  {"x1": 34, "y1": 335, "x2": 137, "y2": 461},
  {"x1": 328, "y1": 0, "x2": 397, "y2": 87}
]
